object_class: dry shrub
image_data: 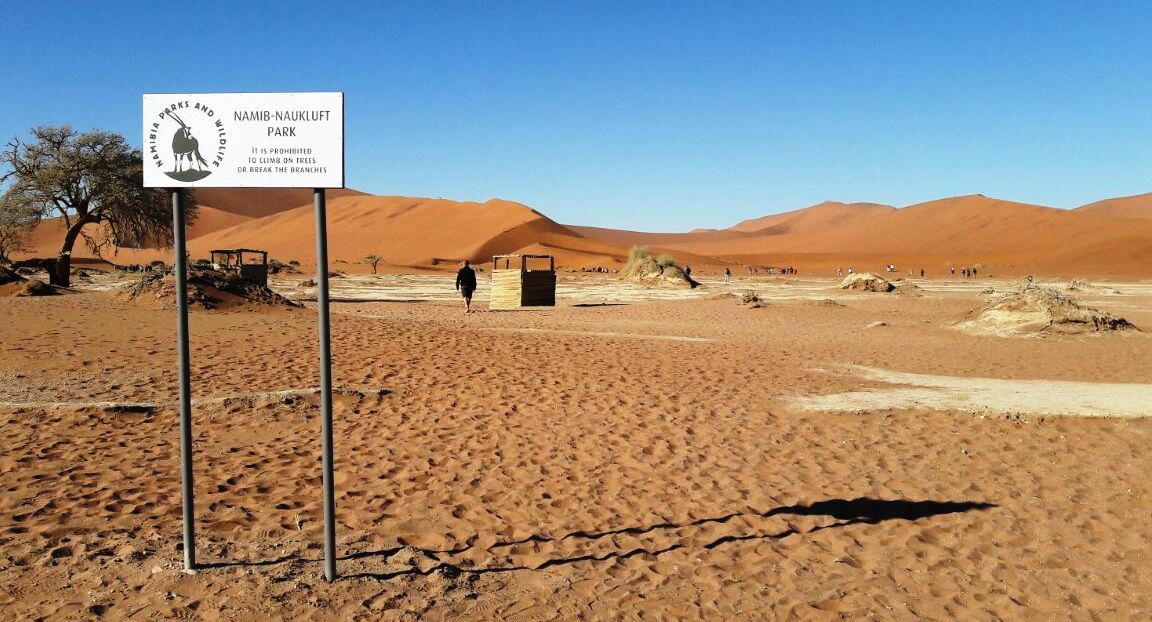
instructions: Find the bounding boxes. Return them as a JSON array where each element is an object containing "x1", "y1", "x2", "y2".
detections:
[
  {"x1": 118, "y1": 269, "x2": 299, "y2": 310},
  {"x1": 739, "y1": 290, "x2": 766, "y2": 308},
  {"x1": 839, "y1": 272, "x2": 894, "y2": 292},
  {"x1": 957, "y1": 280, "x2": 1136, "y2": 336},
  {"x1": 620, "y1": 246, "x2": 695, "y2": 288}
]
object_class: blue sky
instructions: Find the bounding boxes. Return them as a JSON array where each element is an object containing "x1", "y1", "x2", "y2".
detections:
[{"x1": 2, "y1": 1, "x2": 1150, "y2": 231}]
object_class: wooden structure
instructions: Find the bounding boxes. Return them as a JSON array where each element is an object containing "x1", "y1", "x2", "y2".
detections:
[
  {"x1": 210, "y1": 249, "x2": 269, "y2": 286},
  {"x1": 490, "y1": 254, "x2": 556, "y2": 309}
]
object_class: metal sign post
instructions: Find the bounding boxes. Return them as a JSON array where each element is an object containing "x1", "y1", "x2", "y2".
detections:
[
  {"x1": 172, "y1": 188, "x2": 196, "y2": 570},
  {"x1": 314, "y1": 188, "x2": 337, "y2": 582},
  {"x1": 146, "y1": 91, "x2": 344, "y2": 582}
]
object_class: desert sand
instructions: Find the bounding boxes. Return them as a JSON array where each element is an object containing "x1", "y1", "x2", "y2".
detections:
[
  {"x1": 4, "y1": 188, "x2": 1152, "y2": 618},
  {"x1": 2, "y1": 269, "x2": 1151, "y2": 620}
]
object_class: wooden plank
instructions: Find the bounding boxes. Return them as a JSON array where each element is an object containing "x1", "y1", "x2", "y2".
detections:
[
  {"x1": 520, "y1": 272, "x2": 556, "y2": 306},
  {"x1": 490, "y1": 267, "x2": 555, "y2": 308},
  {"x1": 490, "y1": 269, "x2": 523, "y2": 309}
]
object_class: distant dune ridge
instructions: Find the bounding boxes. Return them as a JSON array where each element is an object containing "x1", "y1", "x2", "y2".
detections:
[
  {"x1": 726, "y1": 201, "x2": 897, "y2": 234},
  {"x1": 1074, "y1": 192, "x2": 1152, "y2": 221},
  {"x1": 13, "y1": 189, "x2": 1152, "y2": 276}
]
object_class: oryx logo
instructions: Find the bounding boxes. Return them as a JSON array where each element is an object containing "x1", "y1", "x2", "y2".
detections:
[{"x1": 146, "y1": 100, "x2": 228, "y2": 182}]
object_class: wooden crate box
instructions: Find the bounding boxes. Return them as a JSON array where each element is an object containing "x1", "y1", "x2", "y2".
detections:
[
  {"x1": 210, "y1": 248, "x2": 268, "y2": 286},
  {"x1": 490, "y1": 254, "x2": 556, "y2": 309}
]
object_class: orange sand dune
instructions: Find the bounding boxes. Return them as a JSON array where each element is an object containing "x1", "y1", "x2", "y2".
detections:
[
  {"x1": 186, "y1": 205, "x2": 253, "y2": 238},
  {"x1": 12, "y1": 189, "x2": 1152, "y2": 277},
  {"x1": 19, "y1": 205, "x2": 251, "y2": 265},
  {"x1": 185, "y1": 196, "x2": 622, "y2": 268},
  {"x1": 575, "y1": 194, "x2": 1152, "y2": 276},
  {"x1": 189, "y1": 187, "x2": 367, "y2": 218},
  {"x1": 727, "y1": 200, "x2": 896, "y2": 234},
  {"x1": 567, "y1": 225, "x2": 747, "y2": 246},
  {"x1": 1075, "y1": 192, "x2": 1152, "y2": 221},
  {"x1": 475, "y1": 227, "x2": 626, "y2": 269}
]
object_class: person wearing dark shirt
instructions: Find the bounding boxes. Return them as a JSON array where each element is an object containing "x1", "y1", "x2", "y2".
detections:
[{"x1": 455, "y1": 260, "x2": 478, "y2": 313}]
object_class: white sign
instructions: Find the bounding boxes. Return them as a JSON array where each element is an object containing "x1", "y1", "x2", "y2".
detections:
[{"x1": 142, "y1": 92, "x2": 344, "y2": 188}]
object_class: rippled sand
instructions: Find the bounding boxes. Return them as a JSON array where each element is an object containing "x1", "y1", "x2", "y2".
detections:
[{"x1": 2, "y1": 274, "x2": 1151, "y2": 620}]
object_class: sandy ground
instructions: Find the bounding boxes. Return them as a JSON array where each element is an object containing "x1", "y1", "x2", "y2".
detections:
[{"x1": 2, "y1": 274, "x2": 1151, "y2": 620}]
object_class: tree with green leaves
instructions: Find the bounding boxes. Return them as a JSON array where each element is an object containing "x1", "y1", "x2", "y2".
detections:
[{"x1": 0, "y1": 125, "x2": 195, "y2": 286}]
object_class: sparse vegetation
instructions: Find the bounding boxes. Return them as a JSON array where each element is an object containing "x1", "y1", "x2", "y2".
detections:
[
  {"x1": 118, "y1": 267, "x2": 299, "y2": 309},
  {"x1": 958, "y1": 280, "x2": 1137, "y2": 336},
  {"x1": 620, "y1": 245, "x2": 696, "y2": 288},
  {"x1": 840, "y1": 272, "x2": 894, "y2": 292},
  {"x1": 738, "y1": 290, "x2": 767, "y2": 308},
  {"x1": 363, "y1": 254, "x2": 383, "y2": 275},
  {"x1": 268, "y1": 259, "x2": 298, "y2": 275}
]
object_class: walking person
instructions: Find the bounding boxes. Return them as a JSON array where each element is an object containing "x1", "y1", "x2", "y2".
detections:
[
  {"x1": 724, "y1": 267, "x2": 731, "y2": 283},
  {"x1": 456, "y1": 259, "x2": 477, "y2": 313}
]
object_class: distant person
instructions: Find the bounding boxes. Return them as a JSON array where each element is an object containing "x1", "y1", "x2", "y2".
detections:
[
  {"x1": 684, "y1": 265, "x2": 692, "y2": 279},
  {"x1": 950, "y1": 266, "x2": 956, "y2": 276},
  {"x1": 847, "y1": 267, "x2": 854, "y2": 275},
  {"x1": 972, "y1": 266, "x2": 978, "y2": 277},
  {"x1": 836, "y1": 267, "x2": 843, "y2": 277},
  {"x1": 920, "y1": 267, "x2": 925, "y2": 277},
  {"x1": 724, "y1": 267, "x2": 731, "y2": 282},
  {"x1": 455, "y1": 260, "x2": 477, "y2": 313}
]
